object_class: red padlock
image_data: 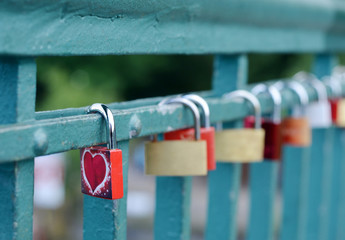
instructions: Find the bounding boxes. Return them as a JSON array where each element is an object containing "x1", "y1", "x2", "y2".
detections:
[
  {"x1": 81, "y1": 104, "x2": 123, "y2": 200},
  {"x1": 250, "y1": 84, "x2": 283, "y2": 160},
  {"x1": 329, "y1": 98, "x2": 340, "y2": 124},
  {"x1": 262, "y1": 121, "x2": 281, "y2": 160},
  {"x1": 164, "y1": 94, "x2": 216, "y2": 171},
  {"x1": 244, "y1": 116, "x2": 282, "y2": 160}
]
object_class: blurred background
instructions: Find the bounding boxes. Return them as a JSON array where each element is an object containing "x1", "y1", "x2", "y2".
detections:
[{"x1": 33, "y1": 54, "x2": 342, "y2": 240}]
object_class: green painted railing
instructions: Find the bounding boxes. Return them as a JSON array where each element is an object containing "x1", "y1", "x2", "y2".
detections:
[{"x1": 2, "y1": 1, "x2": 345, "y2": 239}]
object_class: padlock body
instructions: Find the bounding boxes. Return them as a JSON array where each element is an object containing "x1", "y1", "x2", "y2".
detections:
[
  {"x1": 281, "y1": 117, "x2": 311, "y2": 146},
  {"x1": 164, "y1": 127, "x2": 216, "y2": 171},
  {"x1": 81, "y1": 147, "x2": 123, "y2": 200},
  {"x1": 305, "y1": 101, "x2": 332, "y2": 128},
  {"x1": 336, "y1": 99, "x2": 345, "y2": 127},
  {"x1": 262, "y1": 120, "x2": 282, "y2": 160},
  {"x1": 329, "y1": 99, "x2": 340, "y2": 124},
  {"x1": 215, "y1": 128, "x2": 265, "y2": 162},
  {"x1": 145, "y1": 140, "x2": 207, "y2": 176}
]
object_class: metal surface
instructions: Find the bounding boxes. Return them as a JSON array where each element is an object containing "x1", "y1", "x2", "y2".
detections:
[
  {"x1": 0, "y1": 86, "x2": 321, "y2": 162},
  {"x1": 182, "y1": 94, "x2": 210, "y2": 128},
  {"x1": 251, "y1": 83, "x2": 282, "y2": 123},
  {"x1": 206, "y1": 54, "x2": 246, "y2": 240},
  {"x1": 87, "y1": 103, "x2": 117, "y2": 149},
  {"x1": 275, "y1": 81, "x2": 309, "y2": 116},
  {"x1": 223, "y1": 90, "x2": 262, "y2": 129},
  {"x1": 294, "y1": 72, "x2": 328, "y2": 102},
  {"x1": 2, "y1": 1, "x2": 345, "y2": 55},
  {"x1": 0, "y1": 58, "x2": 36, "y2": 240},
  {"x1": 159, "y1": 97, "x2": 201, "y2": 140}
]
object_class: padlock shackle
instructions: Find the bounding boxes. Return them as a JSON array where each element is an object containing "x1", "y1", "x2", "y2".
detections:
[
  {"x1": 159, "y1": 97, "x2": 201, "y2": 140},
  {"x1": 324, "y1": 75, "x2": 343, "y2": 98},
  {"x1": 182, "y1": 94, "x2": 210, "y2": 128},
  {"x1": 274, "y1": 81, "x2": 309, "y2": 116},
  {"x1": 223, "y1": 90, "x2": 262, "y2": 129},
  {"x1": 87, "y1": 103, "x2": 117, "y2": 149},
  {"x1": 251, "y1": 83, "x2": 282, "y2": 123},
  {"x1": 294, "y1": 72, "x2": 328, "y2": 102}
]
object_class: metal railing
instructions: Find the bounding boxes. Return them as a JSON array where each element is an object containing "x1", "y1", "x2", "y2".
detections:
[{"x1": 1, "y1": 1, "x2": 345, "y2": 239}]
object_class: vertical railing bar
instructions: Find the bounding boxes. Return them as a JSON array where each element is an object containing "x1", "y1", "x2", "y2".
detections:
[
  {"x1": 205, "y1": 54, "x2": 247, "y2": 240},
  {"x1": 335, "y1": 131, "x2": 345, "y2": 240},
  {"x1": 154, "y1": 176, "x2": 192, "y2": 240},
  {"x1": 83, "y1": 140, "x2": 129, "y2": 240},
  {"x1": 247, "y1": 161, "x2": 279, "y2": 240},
  {"x1": 280, "y1": 145, "x2": 310, "y2": 240},
  {"x1": 327, "y1": 128, "x2": 344, "y2": 240},
  {"x1": 0, "y1": 57, "x2": 36, "y2": 240},
  {"x1": 153, "y1": 130, "x2": 192, "y2": 240},
  {"x1": 304, "y1": 128, "x2": 332, "y2": 240},
  {"x1": 312, "y1": 54, "x2": 336, "y2": 240}
]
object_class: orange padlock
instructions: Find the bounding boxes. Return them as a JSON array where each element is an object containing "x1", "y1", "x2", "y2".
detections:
[
  {"x1": 164, "y1": 94, "x2": 216, "y2": 171},
  {"x1": 81, "y1": 104, "x2": 123, "y2": 200},
  {"x1": 281, "y1": 117, "x2": 310, "y2": 146},
  {"x1": 274, "y1": 81, "x2": 311, "y2": 147}
]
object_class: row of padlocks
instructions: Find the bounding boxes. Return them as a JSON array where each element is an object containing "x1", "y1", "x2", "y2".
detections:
[{"x1": 80, "y1": 71, "x2": 345, "y2": 200}]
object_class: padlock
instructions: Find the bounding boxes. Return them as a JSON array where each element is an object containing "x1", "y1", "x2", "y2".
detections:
[
  {"x1": 275, "y1": 81, "x2": 311, "y2": 146},
  {"x1": 81, "y1": 103, "x2": 123, "y2": 200},
  {"x1": 336, "y1": 99, "x2": 345, "y2": 127},
  {"x1": 215, "y1": 90, "x2": 265, "y2": 163},
  {"x1": 324, "y1": 75, "x2": 343, "y2": 125},
  {"x1": 301, "y1": 77, "x2": 332, "y2": 128},
  {"x1": 164, "y1": 94, "x2": 216, "y2": 171},
  {"x1": 251, "y1": 84, "x2": 283, "y2": 160},
  {"x1": 329, "y1": 99, "x2": 340, "y2": 124},
  {"x1": 305, "y1": 101, "x2": 332, "y2": 128},
  {"x1": 281, "y1": 117, "x2": 310, "y2": 146},
  {"x1": 145, "y1": 97, "x2": 207, "y2": 176}
]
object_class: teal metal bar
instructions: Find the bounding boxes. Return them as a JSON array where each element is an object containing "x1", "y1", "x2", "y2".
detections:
[
  {"x1": 0, "y1": 82, "x2": 320, "y2": 162},
  {"x1": 312, "y1": 54, "x2": 336, "y2": 240},
  {"x1": 206, "y1": 54, "x2": 247, "y2": 240},
  {"x1": 327, "y1": 128, "x2": 345, "y2": 240},
  {"x1": 83, "y1": 140, "x2": 129, "y2": 240},
  {"x1": 247, "y1": 161, "x2": 279, "y2": 240},
  {"x1": 0, "y1": 58, "x2": 36, "y2": 239},
  {"x1": 2, "y1": 1, "x2": 345, "y2": 55},
  {"x1": 154, "y1": 177, "x2": 192, "y2": 240},
  {"x1": 305, "y1": 128, "x2": 333, "y2": 240},
  {"x1": 280, "y1": 146, "x2": 310, "y2": 240},
  {"x1": 335, "y1": 129, "x2": 345, "y2": 240},
  {"x1": 206, "y1": 163, "x2": 241, "y2": 240}
]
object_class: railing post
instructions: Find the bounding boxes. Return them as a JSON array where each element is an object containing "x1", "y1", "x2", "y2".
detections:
[
  {"x1": 247, "y1": 161, "x2": 278, "y2": 240},
  {"x1": 83, "y1": 140, "x2": 129, "y2": 240},
  {"x1": 205, "y1": 54, "x2": 247, "y2": 240},
  {"x1": 306, "y1": 54, "x2": 336, "y2": 240},
  {"x1": 0, "y1": 57, "x2": 36, "y2": 239}
]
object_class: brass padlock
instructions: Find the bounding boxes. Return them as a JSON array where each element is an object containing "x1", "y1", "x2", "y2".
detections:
[
  {"x1": 145, "y1": 97, "x2": 207, "y2": 176},
  {"x1": 215, "y1": 90, "x2": 265, "y2": 163}
]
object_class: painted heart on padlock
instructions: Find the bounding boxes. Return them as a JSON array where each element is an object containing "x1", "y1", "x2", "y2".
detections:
[{"x1": 81, "y1": 149, "x2": 110, "y2": 195}]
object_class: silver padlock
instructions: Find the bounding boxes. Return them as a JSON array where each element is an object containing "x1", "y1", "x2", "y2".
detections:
[{"x1": 295, "y1": 72, "x2": 332, "y2": 128}]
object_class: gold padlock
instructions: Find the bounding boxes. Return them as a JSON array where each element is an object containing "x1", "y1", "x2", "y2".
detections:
[
  {"x1": 145, "y1": 97, "x2": 207, "y2": 176},
  {"x1": 336, "y1": 99, "x2": 345, "y2": 127},
  {"x1": 215, "y1": 90, "x2": 265, "y2": 163}
]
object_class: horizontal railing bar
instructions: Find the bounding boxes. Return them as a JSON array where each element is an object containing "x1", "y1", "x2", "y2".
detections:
[
  {"x1": 0, "y1": 84, "x2": 319, "y2": 162},
  {"x1": 1, "y1": 0, "x2": 345, "y2": 55},
  {"x1": 35, "y1": 92, "x2": 210, "y2": 120}
]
